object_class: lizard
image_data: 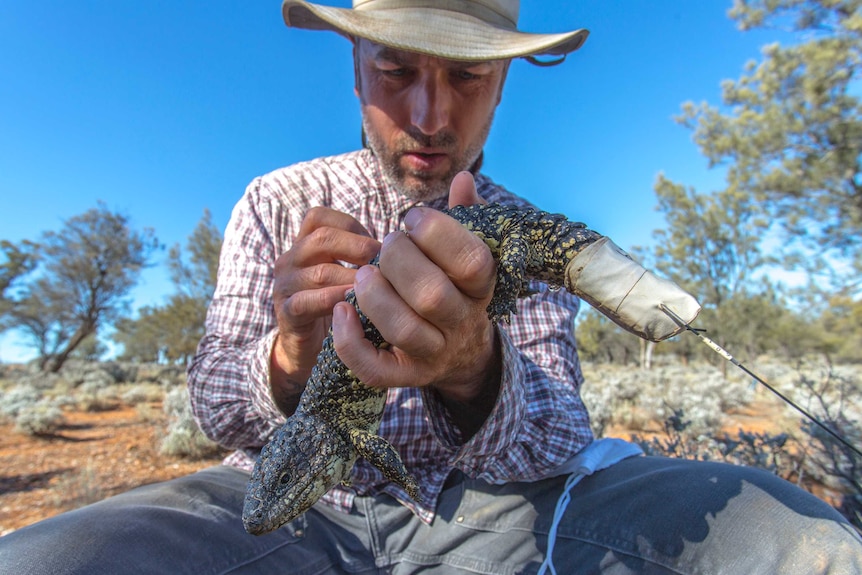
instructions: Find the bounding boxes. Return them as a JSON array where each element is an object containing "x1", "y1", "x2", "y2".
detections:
[{"x1": 242, "y1": 202, "x2": 605, "y2": 536}]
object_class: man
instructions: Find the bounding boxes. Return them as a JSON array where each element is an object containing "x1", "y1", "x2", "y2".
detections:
[{"x1": 0, "y1": 2, "x2": 859, "y2": 573}]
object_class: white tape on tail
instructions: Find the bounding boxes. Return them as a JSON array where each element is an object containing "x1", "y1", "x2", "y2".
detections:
[{"x1": 565, "y1": 237, "x2": 701, "y2": 342}]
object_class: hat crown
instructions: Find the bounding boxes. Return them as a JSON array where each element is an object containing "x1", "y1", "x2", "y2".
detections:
[{"x1": 352, "y1": 0, "x2": 519, "y2": 28}]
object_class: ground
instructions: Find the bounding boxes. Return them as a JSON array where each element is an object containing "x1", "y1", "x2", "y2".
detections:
[
  {"x1": 0, "y1": 394, "x2": 840, "y2": 537},
  {"x1": 0, "y1": 400, "x2": 225, "y2": 536}
]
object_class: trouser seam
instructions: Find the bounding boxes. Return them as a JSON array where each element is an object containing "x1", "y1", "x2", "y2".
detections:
[{"x1": 360, "y1": 496, "x2": 388, "y2": 569}]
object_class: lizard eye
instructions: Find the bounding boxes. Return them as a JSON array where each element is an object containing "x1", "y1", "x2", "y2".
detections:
[{"x1": 278, "y1": 471, "x2": 291, "y2": 486}]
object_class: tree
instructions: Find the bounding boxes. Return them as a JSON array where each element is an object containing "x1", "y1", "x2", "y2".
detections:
[
  {"x1": 652, "y1": 176, "x2": 770, "y2": 308},
  {"x1": 4, "y1": 204, "x2": 158, "y2": 371},
  {"x1": 814, "y1": 294, "x2": 862, "y2": 362},
  {"x1": 115, "y1": 210, "x2": 222, "y2": 364},
  {"x1": 646, "y1": 1, "x2": 862, "y2": 364},
  {"x1": 167, "y1": 209, "x2": 221, "y2": 302},
  {"x1": 575, "y1": 307, "x2": 640, "y2": 365},
  {"x1": 0, "y1": 240, "x2": 38, "y2": 320},
  {"x1": 679, "y1": 0, "x2": 862, "y2": 290},
  {"x1": 648, "y1": 175, "x2": 777, "y2": 369},
  {"x1": 115, "y1": 294, "x2": 210, "y2": 364},
  {"x1": 69, "y1": 332, "x2": 109, "y2": 362},
  {"x1": 114, "y1": 307, "x2": 164, "y2": 363}
]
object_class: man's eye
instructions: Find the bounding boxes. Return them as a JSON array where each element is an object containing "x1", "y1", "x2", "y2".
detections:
[
  {"x1": 381, "y1": 67, "x2": 406, "y2": 77},
  {"x1": 455, "y1": 70, "x2": 480, "y2": 81}
]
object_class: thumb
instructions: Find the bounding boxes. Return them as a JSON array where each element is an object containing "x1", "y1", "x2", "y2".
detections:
[{"x1": 448, "y1": 171, "x2": 487, "y2": 209}]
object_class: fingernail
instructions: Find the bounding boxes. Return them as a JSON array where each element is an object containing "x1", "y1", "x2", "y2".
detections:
[
  {"x1": 403, "y1": 208, "x2": 425, "y2": 232},
  {"x1": 355, "y1": 265, "x2": 373, "y2": 285},
  {"x1": 332, "y1": 302, "x2": 347, "y2": 331},
  {"x1": 333, "y1": 301, "x2": 344, "y2": 320}
]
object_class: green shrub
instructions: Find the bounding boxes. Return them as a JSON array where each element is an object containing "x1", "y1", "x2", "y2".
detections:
[
  {"x1": 159, "y1": 387, "x2": 221, "y2": 459},
  {"x1": 13, "y1": 403, "x2": 64, "y2": 436},
  {"x1": 121, "y1": 383, "x2": 164, "y2": 405},
  {"x1": 0, "y1": 385, "x2": 41, "y2": 420},
  {"x1": 0, "y1": 384, "x2": 66, "y2": 436}
]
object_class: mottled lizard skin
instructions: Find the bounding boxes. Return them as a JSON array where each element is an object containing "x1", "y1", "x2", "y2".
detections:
[{"x1": 242, "y1": 203, "x2": 603, "y2": 535}]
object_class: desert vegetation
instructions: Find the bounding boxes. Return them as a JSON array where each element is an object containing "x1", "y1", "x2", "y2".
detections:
[
  {"x1": 0, "y1": 361, "x2": 219, "y2": 459},
  {"x1": 580, "y1": 355, "x2": 862, "y2": 528},
  {"x1": 1, "y1": 354, "x2": 859, "y2": 533},
  {"x1": 0, "y1": 360, "x2": 226, "y2": 535}
]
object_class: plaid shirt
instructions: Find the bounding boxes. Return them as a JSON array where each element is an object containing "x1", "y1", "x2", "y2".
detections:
[{"x1": 188, "y1": 149, "x2": 594, "y2": 524}]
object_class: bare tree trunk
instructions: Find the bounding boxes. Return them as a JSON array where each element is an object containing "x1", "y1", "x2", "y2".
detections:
[
  {"x1": 46, "y1": 321, "x2": 95, "y2": 372},
  {"x1": 640, "y1": 339, "x2": 655, "y2": 370}
]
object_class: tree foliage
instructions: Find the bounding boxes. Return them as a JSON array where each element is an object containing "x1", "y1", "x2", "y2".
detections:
[
  {"x1": 167, "y1": 209, "x2": 221, "y2": 302},
  {"x1": 681, "y1": 0, "x2": 862, "y2": 288},
  {"x1": 814, "y1": 294, "x2": 862, "y2": 362},
  {"x1": 2, "y1": 204, "x2": 157, "y2": 371},
  {"x1": 638, "y1": 0, "x2": 862, "y2": 367},
  {"x1": 575, "y1": 307, "x2": 640, "y2": 365},
  {"x1": 648, "y1": 175, "x2": 785, "y2": 367},
  {"x1": 115, "y1": 210, "x2": 221, "y2": 364},
  {"x1": 651, "y1": 176, "x2": 770, "y2": 307},
  {"x1": 0, "y1": 240, "x2": 38, "y2": 320}
]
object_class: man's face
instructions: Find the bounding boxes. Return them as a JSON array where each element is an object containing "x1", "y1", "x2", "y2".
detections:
[{"x1": 354, "y1": 39, "x2": 509, "y2": 201}]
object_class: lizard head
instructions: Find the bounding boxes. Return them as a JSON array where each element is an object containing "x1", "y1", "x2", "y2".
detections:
[{"x1": 242, "y1": 414, "x2": 354, "y2": 535}]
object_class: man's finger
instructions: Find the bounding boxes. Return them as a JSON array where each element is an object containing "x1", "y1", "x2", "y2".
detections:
[
  {"x1": 353, "y1": 263, "x2": 444, "y2": 357},
  {"x1": 400, "y1": 208, "x2": 496, "y2": 303},
  {"x1": 278, "y1": 284, "x2": 352, "y2": 328},
  {"x1": 447, "y1": 171, "x2": 487, "y2": 209},
  {"x1": 297, "y1": 206, "x2": 374, "y2": 240},
  {"x1": 286, "y1": 227, "x2": 380, "y2": 269},
  {"x1": 332, "y1": 300, "x2": 431, "y2": 390}
]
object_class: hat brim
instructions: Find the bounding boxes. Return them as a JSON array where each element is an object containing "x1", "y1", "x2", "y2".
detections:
[{"x1": 283, "y1": 1, "x2": 589, "y2": 62}]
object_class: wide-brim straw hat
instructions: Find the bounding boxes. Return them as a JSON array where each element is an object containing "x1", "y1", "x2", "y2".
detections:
[{"x1": 282, "y1": 0, "x2": 589, "y2": 65}]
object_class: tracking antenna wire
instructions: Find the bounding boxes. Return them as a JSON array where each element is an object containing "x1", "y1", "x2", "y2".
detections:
[{"x1": 659, "y1": 304, "x2": 862, "y2": 459}]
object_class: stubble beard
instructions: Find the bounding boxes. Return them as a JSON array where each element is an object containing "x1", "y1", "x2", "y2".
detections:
[{"x1": 362, "y1": 113, "x2": 493, "y2": 202}]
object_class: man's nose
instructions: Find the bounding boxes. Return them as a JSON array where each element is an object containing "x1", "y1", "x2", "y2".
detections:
[{"x1": 408, "y1": 73, "x2": 451, "y2": 137}]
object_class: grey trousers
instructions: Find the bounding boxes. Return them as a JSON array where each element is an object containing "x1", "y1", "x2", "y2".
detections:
[{"x1": 0, "y1": 456, "x2": 859, "y2": 574}]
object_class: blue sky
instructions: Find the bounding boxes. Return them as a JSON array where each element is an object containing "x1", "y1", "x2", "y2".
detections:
[{"x1": 0, "y1": 1, "x2": 783, "y2": 362}]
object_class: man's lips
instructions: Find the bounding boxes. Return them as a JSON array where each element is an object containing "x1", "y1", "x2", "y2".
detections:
[{"x1": 401, "y1": 149, "x2": 449, "y2": 171}]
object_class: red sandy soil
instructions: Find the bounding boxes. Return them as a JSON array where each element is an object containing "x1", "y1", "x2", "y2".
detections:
[
  {"x1": 0, "y1": 400, "x2": 225, "y2": 536},
  {"x1": 0, "y1": 396, "x2": 841, "y2": 537}
]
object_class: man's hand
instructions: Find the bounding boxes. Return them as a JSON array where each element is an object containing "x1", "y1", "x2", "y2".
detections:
[
  {"x1": 332, "y1": 172, "x2": 502, "y2": 439},
  {"x1": 271, "y1": 207, "x2": 380, "y2": 415}
]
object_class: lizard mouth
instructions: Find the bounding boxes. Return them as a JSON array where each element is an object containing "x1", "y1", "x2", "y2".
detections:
[
  {"x1": 242, "y1": 487, "x2": 284, "y2": 536},
  {"x1": 242, "y1": 498, "x2": 269, "y2": 535},
  {"x1": 242, "y1": 477, "x2": 317, "y2": 536}
]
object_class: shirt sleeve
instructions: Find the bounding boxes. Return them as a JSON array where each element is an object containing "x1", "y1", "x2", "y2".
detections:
[
  {"x1": 187, "y1": 177, "x2": 293, "y2": 450},
  {"x1": 421, "y1": 282, "x2": 593, "y2": 482}
]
